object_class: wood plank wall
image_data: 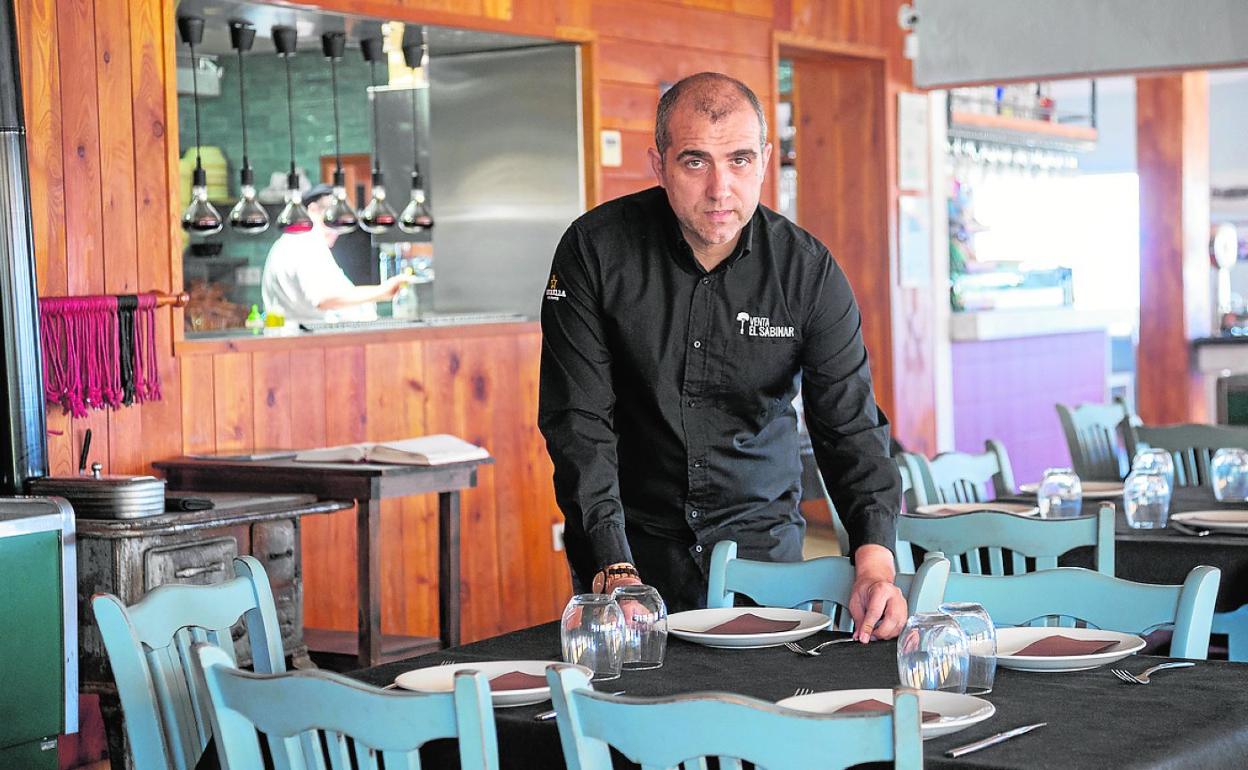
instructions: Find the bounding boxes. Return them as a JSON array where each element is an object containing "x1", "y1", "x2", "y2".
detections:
[{"x1": 15, "y1": 1, "x2": 933, "y2": 763}]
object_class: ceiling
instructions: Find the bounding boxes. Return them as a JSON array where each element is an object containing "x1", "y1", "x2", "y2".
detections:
[{"x1": 173, "y1": 0, "x2": 555, "y2": 57}]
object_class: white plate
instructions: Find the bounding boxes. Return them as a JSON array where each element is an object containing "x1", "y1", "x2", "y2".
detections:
[
  {"x1": 1019, "y1": 481, "x2": 1123, "y2": 499},
  {"x1": 666, "y1": 607, "x2": 831, "y2": 649},
  {"x1": 1172, "y1": 509, "x2": 1248, "y2": 532},
  {"x1": 393, "y1": 660, "x2": 586, "y2": 707},
  {"x1": 994, "y1": 627, "x2": 1145, "y2": 672},
  {"x1": 912, "y1": 502, "x2": 1038, "y2": 517},
  {"x1": 776, "y1": 688, "x2": 995, "y2": 739}
]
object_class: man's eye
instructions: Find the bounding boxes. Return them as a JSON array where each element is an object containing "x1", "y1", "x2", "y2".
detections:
[
  {"x1": 685, "y1": 159, "x2": 705, "y2": 170},
  {"x1": 732, "y1": 157, "x2": 751, "y2": 167}
]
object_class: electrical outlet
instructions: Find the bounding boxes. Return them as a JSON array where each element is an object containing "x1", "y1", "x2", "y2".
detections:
[
  {"x1": 235, "y1": 266, "x2": 262, "y2": 286},
  {"x1": 551, "y1": 522, "x2": 565, "y2": 552},
  {"x1": 600, "y1": 130, "x2": 622, "y2": 168}
]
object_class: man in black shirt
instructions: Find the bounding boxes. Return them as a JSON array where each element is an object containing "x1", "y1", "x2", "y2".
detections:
[{"x1": 539, "y1": 72, "x2": 905, "y2": 641}]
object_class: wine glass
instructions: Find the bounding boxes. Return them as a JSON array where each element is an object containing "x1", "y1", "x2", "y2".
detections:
[
  {"x1": 560, "y1": 594, "x2": 625, "y2": 681},
  {"x1": 897, "y1": 611, "x2": 969, "y2": 693},
  {"x1": 610, "y1": 584, "x2": 667, "y2": 670},
  {"x1": 1211, "y1": 448, "x2": 1248, "y2": 502},
  {"x1": 1124, "y1": 470, "x2": 1172, "y2": 529},
  {"x1": 1037, "y1": 468, "x2": 1083, "y2": 519}
]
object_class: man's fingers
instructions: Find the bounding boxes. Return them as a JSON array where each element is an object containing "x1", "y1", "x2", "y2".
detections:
[
  {"x1": 872, "y1": 591, "x2": 908, "y2": 640},
  {"x1": 857, "y1": 583, "x2": 891, "y2": 642}
]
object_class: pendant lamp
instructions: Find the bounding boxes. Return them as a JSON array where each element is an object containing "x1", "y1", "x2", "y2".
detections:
[
  {"x1": 320, "y1": 32, "x2": 357, "y2": 233},
  {"x1": 398, "y1": 32, "x2": 434, "y2": 234},
  {"x1": 227, "y1": 21, "x2": 268, "y2": 234},
  {"x1": 177, "y1": 16, "x2": 223, "y2": 236},
  {"x1": 358, "y1": 36, "x2": 397, "y2": 234},
  {"x1": 272, "y1": 25, "x2": 313, "y2": 233}
]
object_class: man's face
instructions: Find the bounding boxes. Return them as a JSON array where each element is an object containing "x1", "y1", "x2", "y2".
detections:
[
  {"x1": 306, "y1": 197, "x2": 339, "y2": 248},
  {"x1": 648, "y1": 100, "x2": 772, "y2": 256}
]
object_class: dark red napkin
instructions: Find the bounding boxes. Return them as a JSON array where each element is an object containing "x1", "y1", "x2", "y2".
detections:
[
  {"x1": 1014, "y1": 635, "x2": 1121, "y2": 656},
  {"x1": 836, "y1": 698, "x2": 940, "y2": 723},
  {"x1": 487, "y1": 671, "x2": 547, "y2": 691},
  {"x1": 704, "y1": 613, "x2": 801, "y2": 635}
]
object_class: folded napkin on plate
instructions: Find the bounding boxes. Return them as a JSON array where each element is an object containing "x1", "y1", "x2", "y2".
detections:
[
  {"x1": 836, "y1": 698, "x2": 940, "y2": 723},
  {"x1": 1014, "y1": 635, "x2": 1120, "y2": 656},
  {"x1": 488, "y1": 671, "x2": 547, "y2": 691},
  {"x1": 165, "y1": 494, "x2": 214, "y2": 512},
  {"x1": 704, "y1": 613, "x2": 801, "y2": 635}
]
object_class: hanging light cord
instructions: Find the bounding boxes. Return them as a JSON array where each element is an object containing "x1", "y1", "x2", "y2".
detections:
[
  {"x1": 284, "y1": 54, "x2": 297, "y2": 177},
  {"x1": 409, "y1": 65, "x2": 419, "y2": 172},
  {"x1": 330, "y1": 56, "x2": 343, "y2": 174},
  {"x1": 189, "y1": 39, "x2": 203, "y2": 171},
  {"x1": 235, "y1": 48, "x2": 250, "y2": 172},
  {"x1": 369, "y1": 59, "x2": 382, "y2": 175}
]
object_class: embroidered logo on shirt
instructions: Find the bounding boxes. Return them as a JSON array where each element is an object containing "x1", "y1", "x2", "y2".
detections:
[
  {"x1": 544, "y1": 274, "x2": 567, "y2": 302},
  {"x1": 736, "y1": 311, "x2": 794, "y2": 338}
]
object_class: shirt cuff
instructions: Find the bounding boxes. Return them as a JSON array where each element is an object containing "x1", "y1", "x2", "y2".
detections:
[
  {"x1": 586, "y1": 519, "x2": 634, "y2": 569},
  {"x1": 847, "y1": 507, "x2": 898, "y2": 560}
]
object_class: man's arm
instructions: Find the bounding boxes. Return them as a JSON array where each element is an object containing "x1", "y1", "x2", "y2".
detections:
[
  {"x1": 538, "y1": 226, "x2": 635, "y2": 584},
  {"x1": 315, "y1": 275, "x2": 408, "y2": 309},
  {"x1": 799, "y1": 252, "x2": 906, "y2": 641}
]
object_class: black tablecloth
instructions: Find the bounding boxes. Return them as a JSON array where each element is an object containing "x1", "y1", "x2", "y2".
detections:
[
  {"x1": 352, "y1": 622, "x2": 1248, "y2": 769},
  {"x1": 997, "y1": 487, "x2": 1248, "y2": 613}
]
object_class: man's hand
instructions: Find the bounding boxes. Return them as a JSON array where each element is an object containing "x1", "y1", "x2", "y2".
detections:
[
  {"x1": 594, "y1": 563, "x2": 647, "y2": 622},
  {"x1": 847, "y1": 544, "x2": 908, "y2": 643}
]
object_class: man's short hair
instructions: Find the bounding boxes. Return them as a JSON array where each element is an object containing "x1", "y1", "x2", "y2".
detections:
[{"x1": 654, "y1": 72, "x2": 768, "y2": 159}]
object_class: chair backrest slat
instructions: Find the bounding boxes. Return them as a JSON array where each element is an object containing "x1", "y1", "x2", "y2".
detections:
[
  {"x1": 92, "y1": 556, "x2": 285, "y2": 770},
  {"x1": 1057, "y1": 402, "x2": 1132, "y2": 481},
  {"x1": 943, "y1": 566, "x2": 1220, "y2": 658},
  {"x1": 548, "y1": 666, "x2": 922, "y2": 770},
  {"x1": 195, "y1": 645, "x2": 499, "y2": 770},
  {"x1": 1124, "y1": 423, "x2": 1248, "y2": 489}
]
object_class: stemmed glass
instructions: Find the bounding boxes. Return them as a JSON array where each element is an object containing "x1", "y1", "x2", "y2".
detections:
[
  {"x1": 897, "y1": 611, "x2": 970, "y2": 693},
  {"x1": 1211, "y1": 448, "x2": 1248, "y2": 502},
  {"x1": 560, "y1": 594, "x2": 625, "y2": 681},
  {"x1": 1037, "y1": 468, "x2": 1083, "y2": 519}
]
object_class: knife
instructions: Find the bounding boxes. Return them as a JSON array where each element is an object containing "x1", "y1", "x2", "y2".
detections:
[{"x1": 945, "y1": 722, "x2": 1047, "y2": 758}]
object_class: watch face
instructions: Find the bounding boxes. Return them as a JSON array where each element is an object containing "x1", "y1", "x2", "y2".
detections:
[{"x1": 1213, "y1": 223, "x2": 1239, "y2": 269}]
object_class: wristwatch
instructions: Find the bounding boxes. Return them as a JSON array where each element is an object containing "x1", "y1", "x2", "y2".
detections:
[{"x1": 592, "y1": 562, "x2": 639, "y2": 593}]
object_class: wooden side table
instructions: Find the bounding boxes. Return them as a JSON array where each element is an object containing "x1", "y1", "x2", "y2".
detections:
[{"x1": 154, "y1": 456, "x2": 491, "y2": 668}]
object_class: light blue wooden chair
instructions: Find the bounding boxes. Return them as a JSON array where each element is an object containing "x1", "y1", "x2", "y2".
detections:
[
  {"x1": 706, "y1": 540, "x2": 950, "y2": 631},
  {"x1": 1056, "y1": 400, "x2": 1133, "y2": 481},
  {"x1": 547, "y1": 665, "x2": 923, "y2": 770},
  {"x1": 900, "y1": 440, "x2": 1017, "y2": 507},
  {"x1": 92, "y1": 556, "x2": 284, "y2": 770},
  {"x1": 943, "y1": 565, "x2": 1220, "y2": 659},
  {"x1": 1122, "y1": 421, "x2": 1248, "y2": 660},
  {"x1": 896, "y1": 504, "x2": 1116, "y2": 577},
  {"x1": 194, "y1": 644, "x2": 500, "y2": 770}
]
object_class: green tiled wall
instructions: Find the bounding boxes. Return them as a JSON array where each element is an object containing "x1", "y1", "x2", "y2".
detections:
[{"x1": 178, "y1": 50, "x2": 386, "y2": 308}]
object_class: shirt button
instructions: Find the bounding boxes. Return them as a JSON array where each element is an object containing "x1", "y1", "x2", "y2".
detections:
[
  {"x1": 690, "y1": 510, "x2": 700, "y2": 518},
  {"x1": 692, "y1": 340, "x2": 702, "y2": 349},
  {"x1": 692, "y1": 459, "x2": 705, "y2": 468},
  {"x1": 701, "y1": 277, "x2": 711, "y2": 285},
  {"x1": 687, "y1": 399, "x2": 698, "y2": 407},
  {"x1": 694, "y1": 545, "x2": 704, "y2": 553}
]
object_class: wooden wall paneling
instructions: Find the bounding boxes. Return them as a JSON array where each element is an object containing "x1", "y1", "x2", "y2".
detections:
[
  {"x1": 790, "y1": 53, "x2": 894, "y2": 420},
  {"x1": 251, "y1": 350, "x2": 294, "y2": 450},
  {"x1": 139, "y1": 312, "x2": 184, "y2": 470},
  {"x1": 303, "y1": 346, "x2": 368, "y2": 633},
  {"x1": 600, "y1": 175, "x2": 656, "y2": 204},
  {"x1": 511, "y1": 0, "x2": 589, "y2": 29},
  {"x1": 179, "y1": 354, "x2": 215, "y2": 454},
  {"x1": 129, "y1": 0, "x2": 172, "y2": 297},
  {"x1": 1135, "y1": 73, "x2": 1211, "y2": 425},
  {"x1": 55, "y1": 0, "x2": 104, "y2": 297},
  {"x1": 600, "y1": 82, "x2": 658, "y2": 132},
  {"x1": 592, "y1": 0, "x2": 770, "y2": 55},
  {"x1": 423, "y1": 338, "x2": 505, "y2": 640},
  {"x1": 364, "y1": 340, "x2": 436, "y2": 637},
  {"x1": 596, "y1": 38, "x2": 772, "y2": 91},
  {"x1": 15, "y1": 0, "x2": 68, "y2": 298},
  {"x1": 211, "y1": 353, "x2": 254, "y2": 452},
  {"x1": 787, "y1": 0, "x2": 888, "y2": 48},
  {"x1": 289, "y1": 348, "x2": 328, "y2": 449}
]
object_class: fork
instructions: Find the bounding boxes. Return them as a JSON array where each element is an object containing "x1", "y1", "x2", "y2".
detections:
[
  {"x1": 783, "y1": 638, "x2": 856, "y2": 657},
  {"x1": 1110, "y1": 661, "x2": 1194, "y2": 684}
]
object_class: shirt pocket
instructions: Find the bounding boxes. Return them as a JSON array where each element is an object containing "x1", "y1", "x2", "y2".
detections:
[{"x1": 715, "y1": 331, "x2": 800, "y2": 421}]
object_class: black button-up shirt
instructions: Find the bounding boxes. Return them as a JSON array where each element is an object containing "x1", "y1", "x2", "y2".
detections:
[{"x1": 538, "y1": 186, "x2": 899, "y2": 572}]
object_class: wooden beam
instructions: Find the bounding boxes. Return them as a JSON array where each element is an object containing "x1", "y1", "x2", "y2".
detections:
[{"x1": 1136, "y1": 72, "x2": 1211, "y2": 425}]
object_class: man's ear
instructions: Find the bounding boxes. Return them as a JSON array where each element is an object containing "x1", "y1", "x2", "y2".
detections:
[
  {"x1": 761, "y1": 142, "x2": 774, "y2": 177},
  {"x1": 647, "y1": 147, "x2": 665, "y2": 185}
]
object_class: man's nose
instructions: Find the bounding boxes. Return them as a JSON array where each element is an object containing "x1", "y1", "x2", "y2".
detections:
[{"x1": 706, "y1": 163, "x2": 732, "y2": 200}]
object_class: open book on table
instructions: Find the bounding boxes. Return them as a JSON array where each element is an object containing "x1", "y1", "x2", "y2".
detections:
[{"x1": 293, "y1": 435, "x2": 489, "y2": 466}]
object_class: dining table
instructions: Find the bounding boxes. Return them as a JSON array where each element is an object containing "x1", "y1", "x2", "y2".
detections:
[{"x1": 351, "y1": 621, "x2": 1248, "y2": 769}]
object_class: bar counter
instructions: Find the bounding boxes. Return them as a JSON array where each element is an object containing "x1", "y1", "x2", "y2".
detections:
[{"x1": 176, "y1": 317, "x2": 537, "y2": 355}]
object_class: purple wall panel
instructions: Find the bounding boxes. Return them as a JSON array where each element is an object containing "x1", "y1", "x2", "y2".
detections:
[{"x1": 951, "y1": 331, "x2": 1108, "y2": 488}]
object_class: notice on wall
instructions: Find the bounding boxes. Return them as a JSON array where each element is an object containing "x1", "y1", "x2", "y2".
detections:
[
  {"x1": 899, "y1": 194, "x2": 932, "y2": 289},
  {"x1": 897, "y1": 92, "x2": 930, "y2": 191}
]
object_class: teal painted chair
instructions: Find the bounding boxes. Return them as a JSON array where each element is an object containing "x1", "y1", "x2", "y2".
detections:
[
  {"x1": 1122, "y1": 421, "x2": 1248, "y2": 660},
  {"x1": 706, "y1": 540, "x2": 950, "y2": 631},
  {"x1": 547, "y1": 665, "x2": 923, "y2": 770},
  {"x1": 805, "y1": 457, "x2": 916, "y2": 558},
  {"x1": 194, "y1": 644, "x2": 500, "y2": 770},
  {"x1": 1056, "y1": 400, "x2": 1133, "y2": 481},
  {"x1": 900, "y1": 440, "x2": 1017, "y2": 507},
  {"x1": 896, "y1": 504, "x2": 1116, "y2": 577},
  {"x1": 92, "y1": 556, "x2": 284, "y2": 770},
  {"x1": 943, "y1": 565, "x2": 1220, "y2": 659}
]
